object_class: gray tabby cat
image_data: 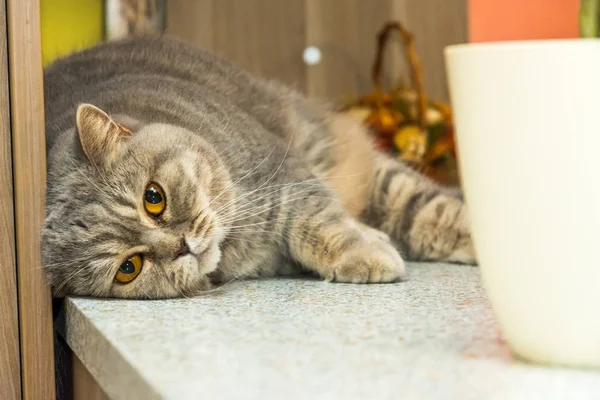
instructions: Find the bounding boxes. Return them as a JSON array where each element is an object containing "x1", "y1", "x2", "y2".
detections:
[{"x1": 42, "y1": 36, "x2": 474, "y2": 299}]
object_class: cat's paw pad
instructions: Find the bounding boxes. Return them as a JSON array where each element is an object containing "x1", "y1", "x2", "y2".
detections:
[{"x1": 330, "y1": 236, "x2": 405, "y2": 283}]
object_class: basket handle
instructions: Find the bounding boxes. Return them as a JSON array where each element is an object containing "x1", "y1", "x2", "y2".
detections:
[{"x1": 371, "y1": 22, "x2": 428, "y2": 130}]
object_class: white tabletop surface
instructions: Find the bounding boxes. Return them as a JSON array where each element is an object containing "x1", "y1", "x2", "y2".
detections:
[{"x1": 64, "y1": 263, "x2": 600, "y2": 400}]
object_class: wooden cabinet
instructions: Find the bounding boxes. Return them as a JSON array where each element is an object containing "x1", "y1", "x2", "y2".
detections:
[
  {"x1": 0, "y1": 0, "x2": 21, "y2": 398},
  {"x1": 0, "y1": 0, "x2": 56, "y2": 399}
]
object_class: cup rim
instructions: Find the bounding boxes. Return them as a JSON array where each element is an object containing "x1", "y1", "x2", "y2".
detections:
[{"x1": 445, "y1": 38, "x2": 600, "y2": 55}]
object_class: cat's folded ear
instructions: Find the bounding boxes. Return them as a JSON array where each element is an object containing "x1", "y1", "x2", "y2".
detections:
[{"x1": 76, "y1": 103, "x2": 132, "y2": 169}]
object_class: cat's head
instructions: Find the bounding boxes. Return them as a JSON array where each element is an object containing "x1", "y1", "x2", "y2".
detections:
[{"x1": 43, "y1": 104, "x2": 234, "y2": 299}]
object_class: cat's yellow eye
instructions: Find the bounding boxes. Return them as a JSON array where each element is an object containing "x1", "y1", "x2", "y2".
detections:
[
  {"x1": 115, "y1": 254, "x2": 143, "y2": 284},
  {"x1": 144, "y1": 183, "x2": 166, "y2": 217}
]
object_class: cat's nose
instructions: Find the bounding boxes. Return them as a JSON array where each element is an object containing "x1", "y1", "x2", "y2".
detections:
[{"x1": 175, "y1": 237, "x2": 190, "y2": 258}]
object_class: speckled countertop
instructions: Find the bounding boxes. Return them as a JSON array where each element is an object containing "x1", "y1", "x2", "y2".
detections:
[{"x1": 63, "y1": 263, "x2": 600, "y2": 400}]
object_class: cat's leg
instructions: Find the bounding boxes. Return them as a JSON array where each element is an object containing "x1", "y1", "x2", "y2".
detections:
[
  {"x1": 284, "y1": 187, "x2": 405, "y2": 283},
  {"x1": 314, "y1": 112, "x2": 475, "y2": 264},
  {"x1": 362, "y1": 152, "x2": 476, "y2": 264},
  {"x1": 284, "y1": 104, "x2": 474, "y2": 264}
]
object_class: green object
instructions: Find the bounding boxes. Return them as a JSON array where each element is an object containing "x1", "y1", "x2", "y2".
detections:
[{"x1": 580, "y1": 0, "x2": 600, "y2": 38}]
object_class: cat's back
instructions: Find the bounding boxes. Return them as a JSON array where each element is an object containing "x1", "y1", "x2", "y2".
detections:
[
  {"x1": 44, "y1": 36, "x2": 293, "y2": 150},
  {"x1": 45, "y1": 36, "x2": 244, "y2": 105}
]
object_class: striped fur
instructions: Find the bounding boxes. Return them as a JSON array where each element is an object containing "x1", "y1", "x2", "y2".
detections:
[{"x1": 43, "y1": 36, "x2": 474, "y2": 299}]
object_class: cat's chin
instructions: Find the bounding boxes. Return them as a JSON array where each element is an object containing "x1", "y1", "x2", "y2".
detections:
[{"x1": 193, "y1": 240, "x2": 221, "y2": 275}]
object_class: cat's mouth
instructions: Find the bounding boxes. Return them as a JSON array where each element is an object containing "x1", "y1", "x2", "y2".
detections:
[
  {"x1": 191, "y1": 240, "x2": 221, "y2": 275},
  {"x1": 191, "y1": 247, "x2": 208, "y2": 263}
]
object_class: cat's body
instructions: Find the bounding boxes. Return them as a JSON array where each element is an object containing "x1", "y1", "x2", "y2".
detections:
[{"x1": 43, "y1": 36, "x2": 474, "y2": 299}]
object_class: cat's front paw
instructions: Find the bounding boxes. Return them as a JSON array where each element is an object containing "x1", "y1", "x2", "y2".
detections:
[{"x1": 329, "y1": 231, "x2": 406, "y2": 283}]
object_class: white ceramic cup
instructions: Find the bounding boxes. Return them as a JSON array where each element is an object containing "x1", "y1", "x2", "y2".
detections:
[{"x1": 445, "y1": 40, "x2": 600, "y2": 368}]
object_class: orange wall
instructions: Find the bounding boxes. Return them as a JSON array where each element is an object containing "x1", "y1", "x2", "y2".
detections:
[{"x1": 469, "y1": 0, "x2": 580, "y2": 42}]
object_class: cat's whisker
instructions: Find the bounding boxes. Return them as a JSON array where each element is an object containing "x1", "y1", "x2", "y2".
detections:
[
  {"x1": 213, "y1": 172, "x2": 357, "y2": 220},
  {"x1": 211, "y1": 120, "x2": 298, "y2": 216},
  {"x1": 220, "y1": 216, "x2": 313, "y2": 230},
  {"x1": 214, "y1": 182, "x2": 325, "y2": 223},
  {"x1": 209, "y1": 175, "x2": 298, "y2": 216},
  {"x1": 218, "y1": 195, "x2": 319, "y2": 226},
  {"x1": 176, "y1": 288, "x2": 191, "y2": 300},
  {"x1": 140, "y1": 287, "x2": 152, "y2": 300},
  {"x1": 253, "y1": 113, "x2": 297, "y2": 192},
  {"x1": 207, "y1": 144, "x2": 277, "y2": 208},
  {"x1": 196, "y1": 272, "x2": 246, "y2": 295},
  {"x1": 67, "y1": 159, "x2": 113, "y2": 198},
  {"x1": 42, "y1": 256, "x2": 98, "y2": 269},
  {"x1": 213, "y1": 172, "x2": 363, "y2": 220},
  {"x1": 211, "y1": 180, "x2": 317, "y2": 216},
  {"x1": 223, "y1": 230, "x2": 283, "y2": 239},
  {"x1": 53, "y1": 265, "x2": 92, "y2": 295},
  {"x1": 218, "y1": 194, "x2": 338, "y2": 226}
]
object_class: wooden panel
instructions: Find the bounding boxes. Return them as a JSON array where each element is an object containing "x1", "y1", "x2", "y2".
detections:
[
  {"x1": 73, "y1": 354, "x2": 110, "y2": 400},
  {"x1": 306, "y1": 0, "x2": 399, "y2": 101},
  {"x1": 307, "y1": 0, "x2": 467, "y2": 103},
  {"x1": 166, "y1": 0, "x2": 214, "y2": 51},
  {"x1": 6, "y1": 0, "x2": 56, "y2": 399},
  {"x1": 166, "y1": 0, "x2": 467, "y2": 102},
  {"x1": 0, "y1": 0, "x2": 21, "y2": 398},
  {"x1": 405, "y1": 0, "x2": 468, "y2": 101},
  {"x1": 213, "y1": 0, "x2": 306, "y2": 91}
]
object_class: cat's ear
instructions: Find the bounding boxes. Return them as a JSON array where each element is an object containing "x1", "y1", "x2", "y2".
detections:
[{"x1": 76, "y1": 104, "x2": 132, "y2": 169}]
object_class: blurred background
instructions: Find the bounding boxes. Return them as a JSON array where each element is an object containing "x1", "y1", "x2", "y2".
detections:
[
  {"x1": 41, "y1": 0, "x2": 580, "y2": 104},
  {"x1": 40, "y1": 0, "x2": 580, "y2": 187},
  {"x1": 42, "y1": 0, "x2": 466, "y2": 103}
]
